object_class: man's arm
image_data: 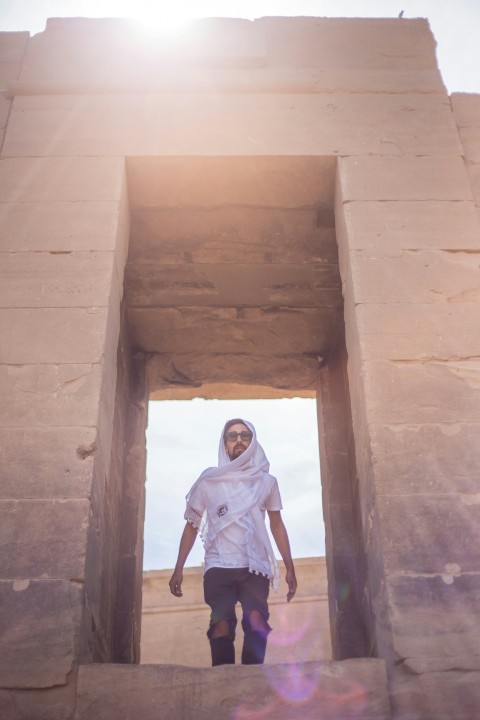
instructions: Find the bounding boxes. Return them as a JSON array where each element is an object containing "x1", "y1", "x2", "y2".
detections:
[
  {"x1": 168, "y1": 521, "x2": 198, "y2": 597},
  {"x1": 267, "y1": 510, "x2": 297, "y2": 602}
]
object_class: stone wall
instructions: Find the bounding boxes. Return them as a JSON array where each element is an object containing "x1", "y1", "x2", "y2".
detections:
[{"x1": 1, "y1": 16, "x2": 479, "y2": 720}]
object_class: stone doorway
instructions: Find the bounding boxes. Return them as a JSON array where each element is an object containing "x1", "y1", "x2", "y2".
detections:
[{"x1": 123, "y1": 155, "x2": 370, "y2": 660}]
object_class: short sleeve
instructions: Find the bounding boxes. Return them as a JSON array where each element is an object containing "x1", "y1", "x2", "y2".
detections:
[
  {"x1": 184, "y1": 482, "x2": 206, "y2": 528},
  {"x1": 265, "y1": 476, "x2": 283, "y2": 512}
]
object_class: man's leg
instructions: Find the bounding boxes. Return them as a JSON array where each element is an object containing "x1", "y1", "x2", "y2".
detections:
[
  {"x1": 238, "y1": 571, "x2": 271, "y2": 665},
  {"x1": 204, "y1": 568, "x2": 237, "y2": 666}
]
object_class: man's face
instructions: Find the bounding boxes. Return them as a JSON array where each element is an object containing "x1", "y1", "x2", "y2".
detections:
[{"x1": 224, "y1": 422, "x2": 253, "y2": 461}]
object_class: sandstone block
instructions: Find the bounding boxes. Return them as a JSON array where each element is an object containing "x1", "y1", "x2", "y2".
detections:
[
  {"x1": 0, "y1": 63, "x2": 22, "y2": 91},
  {"x1": 0, "y1": 308, "x2": 111, "y2": 364},
  {"x1": 451, "y1": 93, "x2": 480, "y2": 127},
  {"x1": 361, "y1": 359, "x2": 480, "y2": 424},
  {"x1": 126, "y1": 262, "x2": 341, "y2": 309},
  {"x1": 0, "y1": 200, "x2": 127, "y2": 252},
  {"x1": 15, "y1": 17, "x2": 439, "y2": 97},
  {"x1": 355, "y1": 304, "x2": 480, "y2": 361},
  {"x1": 457, "y1": 126, "x2": 480, "y2": 163},
  {"x1": 0, "y1": 363, "x2": 104, "y2": 427},
  {"x1": 0, "y1": 157, "x2": 125, "y2": 203},
  {"x1": 0, "y1": 680, "x2": 76, "y2": 720},
  {"x1": 465, "y1": 160, "x2": 480, "y2": 202},
  {"x1": 339, "y1": 200, "x2": 480, "y2": 254},
  {"x1": 259, "y1": 17, "x2": 436, "y2": 72},
  {"x1": 127, "y1": 156, "x2": 335, "y2": 212},
  {"x1": 370, "y1": 423, "x2": 480, "y2": 495},
  {"x1": 20, "y1": 18, "x2": 265, "y2": 87},
  {"x1": 387, "y1": 573, "x2": 480, "y2": 661},
  {"x1": 0, "y1": 32, "x2": 29, "y2": 63},
  {"x1": 338, "y1": 156, "x2": 472, "y2": 201},
  {"x1": 391, "y1": 667, "x2": 480, "y2": 720},
  {"x1": 377, "y1": 494, "x2": 480, "y2": 574},
  {"x1": 0, "y1": 498, "x2": 90, "y2": 578},
  {"x1": 0, "y1": 251, "x2": 118, "y2": 307},
  {"x1": 0, "y1": 579, "x2": 83, "y2": 687},
  {"x1": 73, "y1": 659, "x2": 391, "y2": 720},
  {"x1": 347, "y1": 249, "x2": 480, "y2": 304},
  {"x1": 0, "y1": 426, "x2": 97, "y2": 499},
  {"x1": 129, "y1": 306, "x2": 341, "y2": 356},
  {"x1": 4, "y1": 92, "x2": 462, "y2": 157},
  {"x1": 148, "y1": 353, "x2": 320, "y2": 394}
]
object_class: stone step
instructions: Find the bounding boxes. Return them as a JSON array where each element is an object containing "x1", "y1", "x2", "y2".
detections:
[{"x1": 73, "y1": 659, "x2": 391, "y2": 720}]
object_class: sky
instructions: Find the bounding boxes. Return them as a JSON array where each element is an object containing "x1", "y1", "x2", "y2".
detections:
[{"x1": 2, "y1": 0, "x2": 479, "y2": 570}]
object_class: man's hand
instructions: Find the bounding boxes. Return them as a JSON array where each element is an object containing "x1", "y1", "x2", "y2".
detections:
[
  {"x1": 169, "y1": 569, "x2": 184, "y2": 597},
  {"x1": 286, "y1": 568, "x2": 297, "y2": 603}
]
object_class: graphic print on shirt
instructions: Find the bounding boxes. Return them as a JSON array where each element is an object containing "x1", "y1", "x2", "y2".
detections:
[{"x1": 216, "y1": 504, "x2": 228, "y2": 517}]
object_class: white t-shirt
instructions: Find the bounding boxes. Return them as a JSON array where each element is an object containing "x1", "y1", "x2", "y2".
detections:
[{"x1": 185, "y1": 476, "x2": 283, "y2": 577}]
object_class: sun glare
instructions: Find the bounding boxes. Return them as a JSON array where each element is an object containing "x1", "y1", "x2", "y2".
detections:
[{"x1": 131, "y1": 7, "x2": 194, "y2": 37}]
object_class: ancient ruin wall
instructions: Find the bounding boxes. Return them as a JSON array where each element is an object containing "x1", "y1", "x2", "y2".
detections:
[{"x1": 1, "y1": 17, "x2": 480, "y2": 720}]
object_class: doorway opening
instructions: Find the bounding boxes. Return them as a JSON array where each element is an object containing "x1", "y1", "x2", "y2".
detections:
[
  {"x1": 144, "y1": 396, "x2": 324, "y2": 570},
  {"x1": 141, "y1": 394, "x2": 330, "y2": 666}
]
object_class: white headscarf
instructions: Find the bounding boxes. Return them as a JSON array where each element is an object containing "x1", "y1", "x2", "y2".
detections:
[{"x1": 186, "y1": 419, "x2": 280, "y2": 590}]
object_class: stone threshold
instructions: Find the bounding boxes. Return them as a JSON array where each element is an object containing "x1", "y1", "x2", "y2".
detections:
[{"x1": 74, "y1": 658, "x2": 391, "y2": 720}]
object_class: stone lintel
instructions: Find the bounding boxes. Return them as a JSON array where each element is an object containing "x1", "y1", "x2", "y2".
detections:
[{"x1": 147, "y1": 353, "x2": 321, "y2": 396}]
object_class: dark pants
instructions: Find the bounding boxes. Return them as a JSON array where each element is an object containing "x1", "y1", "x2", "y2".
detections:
[{"x1": 204, "y1": 567, "x2": 272, "y2": 666}]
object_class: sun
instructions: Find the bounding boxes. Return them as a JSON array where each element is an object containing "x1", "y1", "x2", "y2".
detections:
[{"x1": 130, "y1": 4, "x2": 195, "y2": 38}]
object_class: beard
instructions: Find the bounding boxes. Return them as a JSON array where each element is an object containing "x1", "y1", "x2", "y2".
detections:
[{"x1": 229, "y1": 444, "x2": 246, "y2": 460}]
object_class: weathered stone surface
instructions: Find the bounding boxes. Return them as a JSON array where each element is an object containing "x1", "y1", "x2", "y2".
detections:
[
  {"x1": 362, "y1": 359, "x2": 480, "y2": 424},
  {"x1": 0, "y1": 32, "x2": 29, "y2": 63},
  {"x1": 387, "y1": 573, "x2": 480, "y2": 661},
  {"x1": 457, "y1": 126, "x2": 480, "y2": 163},
  {"x1": 391, "y1": 667, "x2": 480, "y2": 720},
  {"x1": 355, "y1": 304, "x2": 480, "y2": 360},
  {"x1": 338, "y1": 156, "x2": 472, "y2": 201},
  {"x1": 377, "y1": 494, "x2": 480, "y2": 574},
  {"x1": 340, "y1": 200, "x2": 480, "y2": 253},
  {"x1": 4, "y1": 91, "x2": 461, "y2": 158},
  {"x1": 147, "y1": 353, "x2": 321, "y2": 394},
  {"x1": 126, "y1": 262, "x2": 341, "y2": 308},
  {"x1": 0, "y1": 499, "x2": 90, "y2": 578},
  {"x1": 0, "y1": 94, "x2": 10, "y2": 128},
  {"x1": 127, "y1": 156, "x2": 335, "y2": 209},
  {"x1": 0, "y1": 157, "x2": 125, "y2": 203},
  {"x1": 0, "y1": 308, "x2": 111, "y2": 363},
  {"x1": 0, "y1": 201, "x2": 127, "y2": 253},
  {"x1": 129, "y1": 207, "x2": 337, "y2": 264},
  {"x1": 74, "y1": 659, "x2": 391, "y2": 720},
  {"x1": 348, "y1": 249, "x2": 480, "y2": 304},
  {"x1": 465, "y1": 160, "x2": 480, "y2": 201},
  {"x1": 0, "y1": 252, "x2": 118, "y2": 307},
  {"x1": 450, "y1": 92, "x2": 480, "y2": 127},
  {"x1": 129, "y1": 306, "x2": 342, "y2": 355},
  {"x1": 370, "y1": 423, "x2": 480, "y2": 495},
  {"x1": 0, "y1": 363, "x2": 104, "y2": 427},
  {"x1": 0, "y1": 579, "x2": 83, "y2": 687},
  {"x1": 0, "y1": 426, "x2": 97, "y2": 499},
  {"x1": 0, "y1": 63, "x2": 22, "y2": 91},
  {"x1": 9, "y1": 17, "x2": 444, "y2": 96},
  {"x1": 0, "y1": 679, "x2": 76, "y2": 720}
]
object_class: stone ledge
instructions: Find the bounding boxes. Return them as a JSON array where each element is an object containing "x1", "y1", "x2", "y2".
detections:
[{"x1": 74, "y1": 659, "x2": 391, "y2": 720}]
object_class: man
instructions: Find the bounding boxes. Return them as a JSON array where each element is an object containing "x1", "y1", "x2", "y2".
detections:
[{"x1": 169, "y1": 418, "x2": 297, "y2": 667}]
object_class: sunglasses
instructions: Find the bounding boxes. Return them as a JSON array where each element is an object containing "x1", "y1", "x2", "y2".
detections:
[{"x1": 225, "y1": 431, "x2": 253, "y2": 442}]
